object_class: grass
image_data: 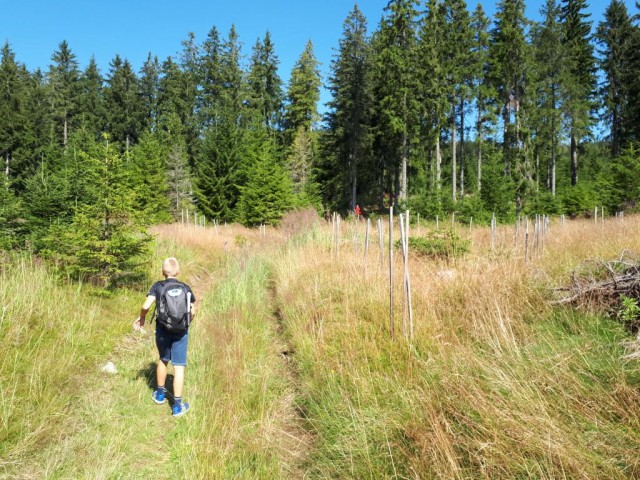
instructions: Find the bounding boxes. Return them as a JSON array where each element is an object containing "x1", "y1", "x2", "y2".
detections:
[
  {"x1": 1, "y1": 215, "x2": 639, "y2": 478},
  {"x1": 270, "y1": 215, "x2": 640, "y2": 479},
  {"x1": 0, "y1": 255, "x2": 139, "y2": 477}
]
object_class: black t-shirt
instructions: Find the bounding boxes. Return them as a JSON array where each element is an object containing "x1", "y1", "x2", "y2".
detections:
[{"x1": 148, "y1": 279, "x2": 196, "y2": 304}]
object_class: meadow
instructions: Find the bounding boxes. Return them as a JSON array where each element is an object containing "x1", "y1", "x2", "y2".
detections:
[{"x1": 1, "y1": 213, "x2": 638, "y2": 479}]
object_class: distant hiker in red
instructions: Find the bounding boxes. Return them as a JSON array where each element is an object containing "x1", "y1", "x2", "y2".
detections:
[
  {"x1": 354, "y1": 204, "x2": 362, "y2": 218},
  {"x1": 133, "y1": 257, "x2": 196, "y2": 417}
]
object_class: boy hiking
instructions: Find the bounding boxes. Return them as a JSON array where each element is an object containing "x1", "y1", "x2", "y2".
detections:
[{"x1": 134, "y1": 257, "x2": 196, "y2": 417}]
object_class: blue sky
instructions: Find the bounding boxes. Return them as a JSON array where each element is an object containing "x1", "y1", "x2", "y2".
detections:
[{"x1": 1, "y1": 0, "x2": 636, "y2": 110}]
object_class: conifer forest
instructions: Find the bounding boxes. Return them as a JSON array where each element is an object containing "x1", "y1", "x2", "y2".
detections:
[{"x1": 2, "y1": 0, "x2": 640, "y2": 286}]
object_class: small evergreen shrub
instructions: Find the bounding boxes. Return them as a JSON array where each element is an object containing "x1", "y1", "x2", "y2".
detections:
[
  {"x1": 396, "y1": 230, "x2": 470, "y2": 259},
  {"x1": 235, "y1": 235, "x2": 247, "y2": 248}
]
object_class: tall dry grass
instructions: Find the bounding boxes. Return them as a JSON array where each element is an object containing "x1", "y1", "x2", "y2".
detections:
[
  {"x1": 270, "y1": 215, "x2": 640, "y2": 478},
  {"x1": 0, "y1": 255, "x2": 138, "y2": 476},
  {"x1": 150, "y1": 222, "x2": 308, "y2": 478},
  {"x1": 2, "y1": 215, "x2": 638, "y2": 478}
]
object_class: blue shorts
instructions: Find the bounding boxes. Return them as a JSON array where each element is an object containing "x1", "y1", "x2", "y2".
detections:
[{"x1": 155, "y1": 325, "x2": 189, "y2": 366}]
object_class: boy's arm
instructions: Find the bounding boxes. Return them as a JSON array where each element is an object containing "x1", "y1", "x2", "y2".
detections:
[{"x1": 134, "y1": 295, "x2": 156, "y2": 329}]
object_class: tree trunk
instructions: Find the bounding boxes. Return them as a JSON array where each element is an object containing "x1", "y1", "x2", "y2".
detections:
[
  {"x1": 535, "y1": 147, "x2": 539, "y2": 189},
  {"x1": 451, "y1": 105, "x2": 457, "y2": 203},
  {"x1": 350, "y1": 152, "x2": 357, "y2": 211},
  {"x1": 477, "y1": 140, "x2": 482, "y2": 192},
  {"x1": 503, "y1": 101, "x2": 510, "y2": 176},
  {"x1": 551, "y1": 86, "x2": 557, "y2": 195},
  {"x1": 435, "y1": 134, "x2": 442, "y2": 193},
  {"x1": 394, "y1": 159, "x2": 401, "y2": 207},
  {"x1": 5, "y1": 152, "x2": 9, "y2": 178},
  {"x1": 570, "y1": 130, "x2": 578, "y2": 186},
  {"x1": 551, "y1": 136, "x2": 557, "y2": 195},
  {"x1": 63, "y1": 115, "x2": 68, "y2": 148},
  {"x1": 476, "y1": 103, "x2": 482, "y2": 192},
  {"x1": 429, "y1": 148, "x2": 434, "y2": 191},
  {"x1": 378, "y1": 156, "x2": 385, "y2": 211},
  {"x1": 400, "y1": 132, "x2": 408, "y2": 204},
  {"x1": 400, "y1": 87, "x2": 408, "y2": 205},
  {"x1": 459, "y1": 99, "x2": 465, "y2": 198}
]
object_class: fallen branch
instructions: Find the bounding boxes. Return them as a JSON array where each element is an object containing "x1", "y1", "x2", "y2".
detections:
[{"x1": 552, "y1": 252, "x2": 640, "y2": 307}]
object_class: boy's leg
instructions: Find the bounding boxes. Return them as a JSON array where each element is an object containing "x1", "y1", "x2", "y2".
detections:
[
  {"x1": 157, "y1": 360, "x2": 168, "y2": 388},
  {"x1": 170, "y1": 332, "x2": 188, "y2": 398},
  {"x1": 173, "y1": 366, "x2": 184, "y2": 398}
]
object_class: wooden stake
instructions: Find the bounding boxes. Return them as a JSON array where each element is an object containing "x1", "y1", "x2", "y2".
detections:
[
  {"x1": 337, "y1": 214, "x2": 341, "y2": 256},
  {"x1": 364, "y1": 218, "x2": 371, "y2": 275},
  {"x1": 399, "y1": 213, "x2": 407, "y2": 338},
  {"x1": 353, "y1": 216, "x2": 358, "y2": 255},
  {"x1": 525, "y1": 217, "x2": 530, "y2": 261},
  {"x1": 389, "y1": 207, "x2": 394, "y2": 339},
  {"x1": 491, "y1": 212, "x2": 496, "y2": 250},
  {"x1": 378, "y1": 218, "x2": 384, "y2": 270},
  {"x1": 331, "y1": 212, "x2": 336, "y2": 256},
  {"x1": 407, "y1": 211, "x2": 414, "y2": 339},
  {"x1": 404, "y1": 211, "x2": 413, "y2": 339}
]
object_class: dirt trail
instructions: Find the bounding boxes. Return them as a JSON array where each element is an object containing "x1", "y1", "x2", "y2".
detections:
[{"x1": 266, "y1": 275, "x2": 316, "y2": 478}]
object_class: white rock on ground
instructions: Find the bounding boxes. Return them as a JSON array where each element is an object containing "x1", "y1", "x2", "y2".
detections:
[{"x1": 101, "y1": 361, "x2": 118, "y2": 374}]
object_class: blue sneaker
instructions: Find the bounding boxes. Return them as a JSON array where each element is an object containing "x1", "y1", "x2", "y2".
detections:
[
  {"x1": 172, "y1": 402, "x2": 190, "y2": 417},
  {"x1": 151, "y1": 389, "x2": 166, "y2": 405}
]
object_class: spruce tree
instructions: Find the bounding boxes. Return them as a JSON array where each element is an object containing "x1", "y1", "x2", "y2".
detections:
[
  {"x1": 469, "y1": 3, "x2": 493, "y2": 193},
  {"x1": 247, "y1": 31, "x2": 284, "y2": 133},
  {"x1": 128, "y1": 131, "x2": 172, "y2": 223},
  {"x1": 623, "y1": 10, "x2": 640, "y2": 143},
  {"x1": 238, "y1": 131, "x2": 293, "y2": 226},
  {"x1": 0, "y1": 176, "x2": 24, "y2": 250},
  {"x1": 198, "y1": 26, "x2": 223, "y2": 129},
  {"x1": 326, "y1": 4, "x2": 373, "y2": 210},
  {"x1": 373, "y1": 0, "x2": 420, "y2": 205},
  {"x1": 47, "y1": 41, "x2": 80, "y2": 148},
  {"x1": 162, "y1": 125, "x2": 194, "y2": 219},
  {"x1": 0, "y1": 43, "x2": 28, "y2": 185},
  {"x1": 418, "y1": 0, "x2": 448, "y2": 197},
  {"x1": 18, "y1": 68, "x2": 54, "y2": 188},
  {"x1": 442, "y1": 0, "x2": 473, "y2": 201},
  {"x1": 178, "y1": 32, "x2": 202, "y2": 166},
  {"x1": 284, "y1": 40, "x2": 322, "y2": 136},
  {"x1": 194, "y1": 26, "x2": 248, "y2": 222},
  {"x1": 560, "y1": 0, "x2": 597, "y2": 186},
  {"x1": 45, "y1": 139, "x2": 151, "y2": 288},
  {"x1": 139, "y1": 53, "x2": 160, "y2": 132},
  {"x1": 487, "y1": 0, "x2": 529, "y2": 178},
  {"x1": 104, "y1": 55, "x2": 143, "y2": 148},
  {"x1": 596, "y1": 0, "x2": 633, "y2": 156},
  {"x1": 77, "y1": 57, "x2": 106, "y2": 138},
  {"x1": 532, "y1": 0, "x2": 564, "y2": 195},
  {"x1": 157, "y1": 56, "x2": 186, "y2": 138},
  {"x1": 287, "y1": 125, "x2": 313, "y2": 196}
]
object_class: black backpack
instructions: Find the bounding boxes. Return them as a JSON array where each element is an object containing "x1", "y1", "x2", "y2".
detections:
[{"x1": 154, "y1": 281, "x2": 191, "y2": 334}]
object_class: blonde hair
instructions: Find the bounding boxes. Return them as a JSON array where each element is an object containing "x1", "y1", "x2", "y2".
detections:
[{"x1": 162, "y1": 257, "x2": 180, "y2": 277}]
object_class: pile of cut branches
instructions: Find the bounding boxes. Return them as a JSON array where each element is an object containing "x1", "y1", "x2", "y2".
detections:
[{"x1": 553, "y1": 250, "x2": 640, "y2": 334}]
